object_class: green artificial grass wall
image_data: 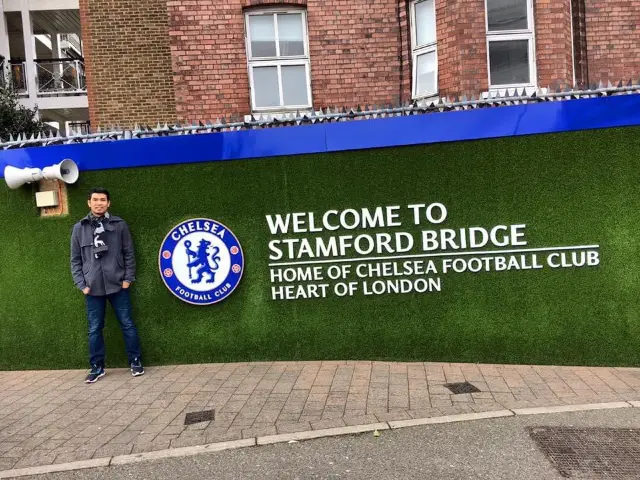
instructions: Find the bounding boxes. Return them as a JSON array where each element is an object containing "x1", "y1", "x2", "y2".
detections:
[{"x1": 1, "y1": 126, "x2": 639, "y2": 370}]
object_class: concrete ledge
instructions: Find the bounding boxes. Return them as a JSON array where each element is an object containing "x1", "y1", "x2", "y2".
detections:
[
  {"x1": 388, "y1": 410, "x2": 514, "y2": 429},
  {"x1": 110, "y1": 438, "x2": 256, "y2": 465},
  {"x1": 511, "y1": 402, "x2": 631, "y2": 416},
  {"x1": 629, "y1": 401, "x2": 640, "y2": 407},
  {"x1": 257, "y1": 422, "x2": 389, "y2": 445},
  {"x1": 0, "y1": 458, "x2": 110, "y2": 479}
]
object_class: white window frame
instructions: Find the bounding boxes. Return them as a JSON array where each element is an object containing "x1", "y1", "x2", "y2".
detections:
[
  {"x1": 244, "y1": 8, "x2": 312, "y2": 112},
  {"x1": 410, "y1": 0, "x2": 438, "y2": 99},
  {"x1": 485, "y1": 0, "x2": 537, "y2": 90}
]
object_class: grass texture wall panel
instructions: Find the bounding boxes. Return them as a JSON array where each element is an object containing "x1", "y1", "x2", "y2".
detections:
[{"x1": 0, "y1": 126, "x2": 639, "y2": 370}]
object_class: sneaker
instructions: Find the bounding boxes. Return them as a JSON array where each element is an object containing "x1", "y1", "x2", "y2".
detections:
[
  {"x1": 85, "y1": 365, "x2": 105, "y2": 384},
  {"x1": 131, "y1": 358, "x2": 144, "y2": 377}
]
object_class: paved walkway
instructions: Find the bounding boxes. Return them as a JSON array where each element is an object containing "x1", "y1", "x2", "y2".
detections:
[{"x1": 1, "y1": 361, "x2": 640, "y2": 474}]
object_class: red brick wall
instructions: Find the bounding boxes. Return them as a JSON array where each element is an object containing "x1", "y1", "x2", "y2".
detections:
[
  {"x1": 584, "y1": 0, "x2": 640, "y2": 83},
  {"x1": 167, "y1": 0, "x2": 409, "y2": 121},
  {"x1": 308, "y1": 0, "x2": 407, "y2": 107},
  {"x1": 535, "y1": 0, "x2": 574, "y2": 88},
  {"x1": 399, "y1": 2, "x2": 412, "y2": 103},
  {"x1": 438, "y1": 0, "x2": 576, "y2": 95},
  {"x1": 80, "y1": 0, "x2": 177, "y2": 128},
  {"x1": 167, "y1": 0, "x2": 249, "y2": 121},
  {"x1": 453, "y1": 0, "x2": 488, "y2": 97},
  {"x1": 572, "y1": 0, "x2": 588, "y2": 86},
  {"x1": 167, "y1": 0, "x2": 495, "y2": 118},
  {"x1": 434, "y1": 0, "x2": 461, "y2": 97},
  {"x1": 82, "y1": 0, "x2": 640, "y2": 125}
]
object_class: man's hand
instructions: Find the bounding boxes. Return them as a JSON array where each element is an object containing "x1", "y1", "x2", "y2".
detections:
[
  {"x1": 82, "y1": 287, "x2": 90, "y2": 295},
  {"x1": 122, "y1": 281, "x2": 131, "y2": 289}
]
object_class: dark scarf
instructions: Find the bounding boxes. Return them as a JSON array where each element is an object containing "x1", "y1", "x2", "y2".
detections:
[
  {"x1": 90, "y1": 212, "x2": 110, "y2": 258},
  {"x1": 89, "y1": 211, "x2": 110, "y2": 225}
]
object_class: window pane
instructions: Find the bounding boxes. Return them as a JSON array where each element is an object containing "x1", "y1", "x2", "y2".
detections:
[
  {"x1": 249, "y1": 15, "x2": 277, "y2": 58},
  {"x1": 278, "y1": 14, "x2": 305, "y2": 56},
  {"x1": 416, "y1": 51, "x2": 437, "y2": 96},
  {"x1": 487, "y1": 0, "x2": 528, "y2": 31},
  {"x1": 415, "y1": 0, "x2": 436, "y2": 46},
  {"x1": 253, "y1": 66, "x2": 280, "y2": 107},
  {"x1": 489, "y1": 40, "x2": 530, "y2": 85},
  {"x1": 281, "y1": 65, "x2": 308, "y2": 106}
]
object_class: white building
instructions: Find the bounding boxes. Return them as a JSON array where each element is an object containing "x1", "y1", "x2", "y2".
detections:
[{"x1": 0, "y1": 0, "x2": 89, "y2": 135}]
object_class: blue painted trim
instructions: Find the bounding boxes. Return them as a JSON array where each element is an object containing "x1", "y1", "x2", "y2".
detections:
[{"x1": 2, "y1": 95, "x2": 640, "y2": 179}]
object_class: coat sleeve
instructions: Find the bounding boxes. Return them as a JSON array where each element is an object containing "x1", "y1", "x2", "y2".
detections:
[
  {"x1": 70, "y1": 224, "x2": 87, "y2": 290},
  {"x1": 122, "y1": 222, "x2": 137, "y2": 283}
]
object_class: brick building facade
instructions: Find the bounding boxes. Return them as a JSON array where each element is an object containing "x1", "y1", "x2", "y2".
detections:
[{"x1": 78, "y1": 0, "x2": 640, "y2": 127}]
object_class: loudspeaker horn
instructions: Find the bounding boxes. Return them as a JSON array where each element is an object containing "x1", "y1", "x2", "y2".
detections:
[
  {"x1": 3, "y1": 165, "x2": 43, "y2": 189},
  {"x1": 41, "y1": 159, "x2": 79, "y2": 184}
]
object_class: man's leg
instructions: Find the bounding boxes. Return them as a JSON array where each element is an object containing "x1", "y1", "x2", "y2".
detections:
[
  {"x1": 86, "y1": 294, "x2": 107, "y2": 367},
  {"x1": 109, "y1": 288, "x2": 143, "y2": 371}
]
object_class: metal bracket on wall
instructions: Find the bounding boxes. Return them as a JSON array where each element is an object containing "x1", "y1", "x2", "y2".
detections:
[{"x1": 37, "y1": 179, "x2": 69, "y2": 217}]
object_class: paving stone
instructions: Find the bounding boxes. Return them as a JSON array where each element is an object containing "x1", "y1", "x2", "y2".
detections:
[
  {"x1": 437, "y1": 405, "x2": 475, "y2": 415},
  {"x1": 3, "y1": 446, "x2": 31, "y2": 458},
  {"x1": 298, "y1": 414, "x2": 322, "y2": 422},
  {"x1": 204, "y1": 427, "x2": 243, "y2": 443},
  {"x1": 320, "y1": 409, "x2": 345, "y2": 420},
  {"x1": 111, "y1": 429, "x2": 142, "y2": 444},
  {"x1": 276, "y1": 412, "x2": 301, "y2": 422},
  {"x1": 470, "y1": 402, "x2": 505, "y2": 413},
  {"x1": 12, "y1": 450, "x2": 58, "y2": 468},
  {"x1": 275, "y1": 421, "x2": 312, "y2": 434},
  {"x1": 0, "y1": 360, "x2": 638, "y2": 472},
  {"x1": 130, "y1": 435, "x2": 176, "y2": 455},
  {"x1": 388, "y1": 395, "x2": 410, "y2": 408},
  {"x1": 170, "y1": 432, "x2": 206, "y2": 448},
  {"x1": 35, "y1": 438, "x2": 66, "y2": 451},
  {"x1": 343, "y1": 414, "x2": 379, "y2": 426},
  {"x1": 407, "y1": 408, "x2": 443, "y2": 419},
  {"x1": 492, "y1": 392, "x2": 517, "y2": 404},
  {"x1": 0, "y1": 457, "x2": 18, "y2": 470},
  {"x1": 242, "y1": 425, "x2": 277, "y2": 439},
  {"x1": 375, "y1": 411, "x2": 412, "y2": 422},
  {"x1": 185, "y1": 420, "x2": 212, "y2": 431},
  {"x1": 430, "y1": 396, "x2": 453, "y2": 407},
  {"x1": 311, "y1": 418, "x2": 346, "y2": 430},
  {"x1": 230, "y1": 417, "x2": 255, "y2": 427},
  {"x1": 92, "y1": 443, "x2": 134, "y2": 458},
  {"x1": 53, "y1": 447, "x2": 97, "y2": 464},
  {"x1": 160, "y1": 425, "x2": 184, "y2": 436}
]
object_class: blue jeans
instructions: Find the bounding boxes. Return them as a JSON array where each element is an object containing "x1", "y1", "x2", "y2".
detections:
[{"x1": 86, "y1": 288, "x2": 142, "y2": 366}]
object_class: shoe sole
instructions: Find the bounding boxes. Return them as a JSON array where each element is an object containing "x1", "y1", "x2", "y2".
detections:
[
  {"x1": 131, "y1": 371, "x2": 145, "y2": 377},
  {"x1": 85, "y1": 372, "x2": 106, "y2": 384}
]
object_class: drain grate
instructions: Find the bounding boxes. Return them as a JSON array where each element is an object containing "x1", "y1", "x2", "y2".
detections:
[
  {"x1": 443, "y1": 382, "x2": 481, "y2": 394},
  {"x1": 528, "y1": 426, "x2": 640, "y2": 478},
  {"x1": 184, "y1": 409, "x2": 215, "y2": 425}
]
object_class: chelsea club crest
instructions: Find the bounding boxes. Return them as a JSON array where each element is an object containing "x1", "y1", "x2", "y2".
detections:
[{"x1": 159, "y1": 218, "x2": 244, "y2": 305}]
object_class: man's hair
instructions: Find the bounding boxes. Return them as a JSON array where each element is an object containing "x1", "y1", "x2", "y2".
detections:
[{"x1": 88, "y1": 187, "x2": 110, "y2": 201}]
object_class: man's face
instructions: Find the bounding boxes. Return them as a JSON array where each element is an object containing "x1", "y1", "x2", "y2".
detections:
[{"x1": 88, "y1": 193, "x2": 110, "y2": 216}]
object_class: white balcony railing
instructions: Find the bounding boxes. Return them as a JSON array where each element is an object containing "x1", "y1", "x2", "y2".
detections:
[
  {"x1": 7, "y1": 61, "x2": 28, "y2": 95},
  {"x1": 6, "y1": 60, "x2": 87, "y2": 97},
  {"x1": 35, "y1": 59, "x2": 86, "y2": 95}
]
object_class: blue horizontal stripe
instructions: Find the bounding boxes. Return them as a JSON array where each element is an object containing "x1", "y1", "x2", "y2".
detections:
[{"x1": 2, "y1": 94, "x2": 640, "y2": 178}]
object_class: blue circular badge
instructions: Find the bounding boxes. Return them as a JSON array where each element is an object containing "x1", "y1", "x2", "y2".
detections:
[{"x1": 159, "y1": 218, "x2": 244, "y2": 305}]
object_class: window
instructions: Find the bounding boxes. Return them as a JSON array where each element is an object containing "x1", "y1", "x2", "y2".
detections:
[
  {"x1": 411, "y1": 0, "x2": 438, "y2": 98},
  {"x1": 485, "y1": 0, "x2": 536, "y2": 88},
  {"x1": 245, "y1": 10, "x2": 311, "y2": 111}
]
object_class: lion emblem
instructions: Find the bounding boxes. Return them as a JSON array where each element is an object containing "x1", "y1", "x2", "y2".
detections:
[{"x1": 184, "y1": 238, "x2": 221, "y2": 284}]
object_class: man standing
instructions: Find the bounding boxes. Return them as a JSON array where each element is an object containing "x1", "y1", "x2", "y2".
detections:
[{"x1": 71, "y1": 187, "x2": 144, "y2": 383}]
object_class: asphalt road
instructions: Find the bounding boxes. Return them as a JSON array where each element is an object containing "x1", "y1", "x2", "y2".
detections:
[{"x1": 21, "y1": 408, "x2": 640, "y2": 480}]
